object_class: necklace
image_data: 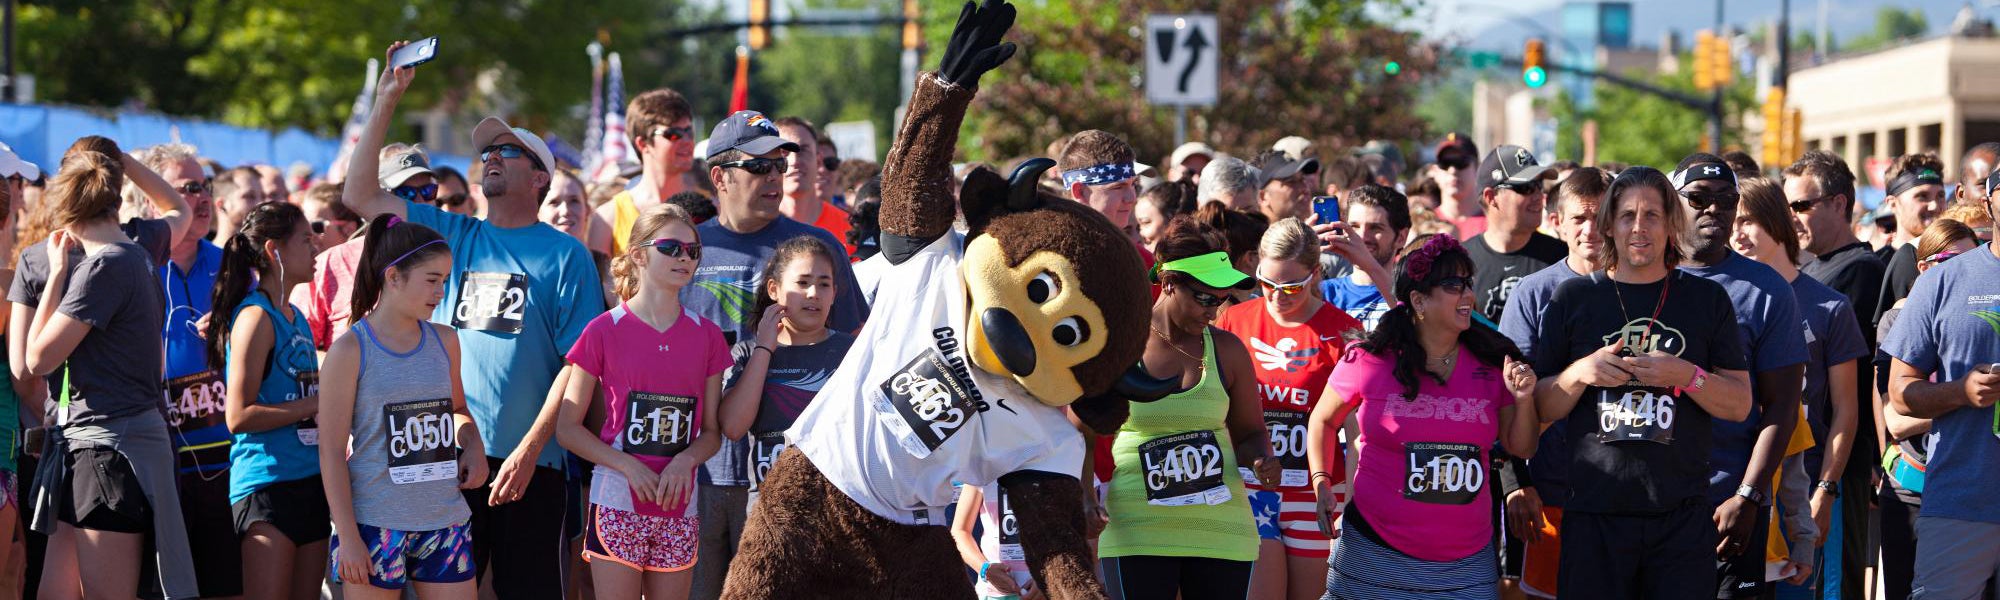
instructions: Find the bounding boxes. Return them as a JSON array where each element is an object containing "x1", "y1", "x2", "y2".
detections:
[
  {"x1": 1426, "y1": 340, "x2": 1460, "y2": 377},
  {"x1": 1607, "y1": 270, "x2": 1673, "y2": 386},
  {"x1": 1151, "y1": 325, "x2": 1205, "y2": 372}
]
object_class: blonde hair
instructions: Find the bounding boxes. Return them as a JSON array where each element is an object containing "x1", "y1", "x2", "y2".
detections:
[
  {"x1": 49, "y1": 151, "x2": 124, "y2": 228},
  {"x1": 1258, "y1": 217, "x2": 1319, "y2": 270},
  {"x1": 611, "y1": 204, "x2": 696, "y2": 300},
  {"x1": 1940, "y1": 201, "x2": 1992, "y2": 230}
]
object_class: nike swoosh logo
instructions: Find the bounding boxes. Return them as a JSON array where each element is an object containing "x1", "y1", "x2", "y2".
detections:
[
  {"x1": 1504, "y1": 265, "x2": 1518, "y2": 271},
  {"x1": 1319, "y1": 335, "x2": 1342, "y2": 341},
  {"x1": 996, "y1": 398, "x2": 1017, "y2": 415}
]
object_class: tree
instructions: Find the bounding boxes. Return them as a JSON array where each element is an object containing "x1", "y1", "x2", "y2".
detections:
[
  {"x1": 1839, "y1": 7, "x2": 1929, "y2": 54},
  {"x1": 1549, "y1": 60, "x2": 1757, "y2": 170}
]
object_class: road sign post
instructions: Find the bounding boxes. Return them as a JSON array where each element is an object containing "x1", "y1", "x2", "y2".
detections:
[{"x1": 1145, "y1": 14, "x2": 1219, "y2": 147}]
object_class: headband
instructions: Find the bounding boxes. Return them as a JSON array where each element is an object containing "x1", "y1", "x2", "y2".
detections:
[
  {"x1": 1060, "y1": 162, "x2": 1136, "y2": 188},
  {"x1": 1886, "y1": 167, "x2": 1943, "y2": 197},
  {"x1": 1669, "y1": 163, "x2": 1737, "y2": 190},
  {"x1": 383, "y1": 239, "x2": 446, "y2": 274},
  {"x1": 1404, "y1": 234, "x2": 1463, "y2": 283}
]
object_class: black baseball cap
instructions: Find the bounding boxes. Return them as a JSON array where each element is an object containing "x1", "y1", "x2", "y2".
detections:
[
  {"x1": 1256, "y1": 151, "x2": 1318, "y2": 185},
  {"x1": 1434, "y1": 133, "x2": 1479, "y2": 169},
  {"x1": 704, "y1": 110, "x2": 800, "y2": 160},
  {"x1": 1477, "y1": 145, "x2": 1553, "y2": 191}
]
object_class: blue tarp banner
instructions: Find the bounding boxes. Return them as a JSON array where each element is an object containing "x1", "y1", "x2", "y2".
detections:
[{"x1": 0, "y1": 103, "x2": 345, "y2": 177}]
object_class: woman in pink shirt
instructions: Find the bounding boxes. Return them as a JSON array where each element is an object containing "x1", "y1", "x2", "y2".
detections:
[{"x1": 1303, "y1": 234, "x2": 1540, "y2": 599}]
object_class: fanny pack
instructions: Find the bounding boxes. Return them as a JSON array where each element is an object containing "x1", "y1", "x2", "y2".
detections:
[{"x1": 1881, "y1": 444, "x2": 1926, "y2": 495}]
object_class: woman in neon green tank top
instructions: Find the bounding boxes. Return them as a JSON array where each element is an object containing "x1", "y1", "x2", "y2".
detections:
[{"x1": 1099, "y1": 217, "x2": 1280, "y2": 600}]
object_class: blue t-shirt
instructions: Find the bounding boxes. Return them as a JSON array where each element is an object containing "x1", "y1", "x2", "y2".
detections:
[
  {"x1": 1881, "y1": 244, "x2": 2000, "y2": 524},
  {"x1": 1681, "y1": 252, "x2": 1808, "y2": 505},
  {"x1": 226, "y1": 290, "x2": 322, "y2": 503},
  {"x1": 408, "y1": 201, "x2": 607, "y2": 468},
  {"x1": 161, "y1": 240, "x2": 229, "y2": 475},
  {"x1": 1321, "y1": 276, "x2": 1390, "y2": 331},
  {"x1": 1792, "y1": 274, "x2": 1870, "y2": 478},
  {"x1": 1498, "y1": 260, "x2": 1581, "y2": 507},
  {"x1": 688, "y1": 216, "x2": 868, "y2": 486}
]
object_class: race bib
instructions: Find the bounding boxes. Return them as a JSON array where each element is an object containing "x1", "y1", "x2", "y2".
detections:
[
  {"x1": 384, "y1": 398, "x2": 458, "y2": 484},
  {"x1": 165, "y1": 370, "x2": 226, "y2": 431},
  {"x1": 749, "y1": 431, "x2": 788, "y2": 492},
  {"x1": 451, "y1": 271, "x2": 528, "y2": 334},
  {"x1": 1264, "y1": 409, "x2": 1310, "y2": 488},
  {"x1": 1596, "y1": 388, "x2": 1676, "y2": 445},
  {"x1": 295, "y1": 371, "x2": 320, "y2": 446},
  {"x1": 869, "y1": 349, "x2": 979, "y2": 459},
  {"x1": 1403, "y1": 442, "x2": 1485, "y2": 505},
  {"x1": 1140, "y1": 431, "x2": 1231, "y2": 506},
  {"x1": 622, "y1": 392, "x2": 696, "y2": 458},
  {"x1": 995, "y1": 487, "x2": 1023, "y2": 562}
]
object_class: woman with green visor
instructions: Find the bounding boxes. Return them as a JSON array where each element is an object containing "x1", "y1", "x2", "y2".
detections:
[{"x1": 1098, "y1": 216, "x2": 1280, "y2": 600}]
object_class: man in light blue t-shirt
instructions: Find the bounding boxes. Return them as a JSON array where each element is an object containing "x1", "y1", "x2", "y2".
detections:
[
  {"x1": 1316, "y1": 184, "x2": 1402, "y2": 330},
  {"x1": 341, "y1": 47, "x2": 604, "y2": 598},
  {"x1": 1882, "y1": 181, "x2": 2000, "y2": 598}
]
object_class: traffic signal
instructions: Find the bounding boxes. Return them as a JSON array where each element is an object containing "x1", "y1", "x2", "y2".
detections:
[
  {"x1": 1762, "y1": 87, "x2": 1786, "y2": 167},
  {"x1": 1711, "y1": 32, "x2": 1733, "y2": 87},
  {"x1": 749, "y1": 0, "x2": 771, "y2": 50},
  {"x1": 902, "y1": 0, "x2": 921, "y2": 50},
  {"x1": 1693, "y1": 30, "x2": 1715, "y2": 90},
  {"x1": 1522, "y1": 38, "x2": 1547, "y2": 88},
  {"x1": 1786, "y1": 109, "x2": 1804, "y2": 165},
  {"x1": 1384, "y1": 61, "x2": 1402, "y2": 76}
]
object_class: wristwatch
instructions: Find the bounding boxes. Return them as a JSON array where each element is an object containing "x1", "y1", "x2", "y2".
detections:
[
  {"x1": 1815, "y1": 480, "x2": 1840, "y2": 499},
  {"x1": 1734, "y1": 484, "x2": 1766, "y2": 505}
]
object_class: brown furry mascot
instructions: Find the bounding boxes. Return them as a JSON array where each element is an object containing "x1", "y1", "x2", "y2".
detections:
[{"x1": 718, "y1": 2, "x2": 1164, "y2": 598}]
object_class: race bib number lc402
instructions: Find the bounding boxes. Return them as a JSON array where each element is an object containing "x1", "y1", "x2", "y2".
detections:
[
  {"x1": 1403, "y1": 442, "x2": 1485, "y2": 505},
  {"x1": 1596, "y1": 388, "x2": 1676, "y2": 445},
  {"x1": 1140, "y1": 430, "x2": 1231, "y2": 507},
  {"x1": 452, "y1": 271, "x2": 528, "y2": 334},
  {"x1": 385, "y1": 398, "x2": 458, "y2": 485},
  {"x1": 623, "y1": 392, "x2": 696, "y2": 457},
  {"x1": 869, "y1": 349, "x2": 979, "y2": 459}
]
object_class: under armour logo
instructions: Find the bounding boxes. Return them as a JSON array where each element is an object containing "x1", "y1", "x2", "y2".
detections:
[
  {"x1": 658, "y1": 344, "x2": 670, "y2": 352},
  {"x1": 1703, "y1": 166, "x2": 1721, "y2": 175}
]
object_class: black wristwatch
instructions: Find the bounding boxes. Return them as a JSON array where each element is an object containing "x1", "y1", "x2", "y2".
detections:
[
  {"x1": 1814, "y1": 480, "x2": 1840, "y2": 499},
  {"x1": 1733, "y1": 484, "x2": 1766, "y2": 505}
]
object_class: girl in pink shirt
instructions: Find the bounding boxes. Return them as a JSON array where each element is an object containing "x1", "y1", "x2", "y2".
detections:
[
  {"x1": 555, "y1": 204, "x2": 730, "y2": 599},
  {"x1": 1304, "y1": 234, "x2": 1540, "y2": 599}
]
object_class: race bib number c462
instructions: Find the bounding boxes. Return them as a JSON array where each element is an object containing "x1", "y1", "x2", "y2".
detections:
[
  {"x1": 1139, "y1": 430, "x2": 1231, "y2": 506},
  {"x1": 869, "y1": 349, "x2": 979, "y2": 459},
  {"x1": 165, "y1": 370, "x2": 226, "y2": 431},
  {"x1": 749, "y1": 431, "x2": 788, "y2": 492},
  {"x1": 623, "y1": 392, "x2": 696, "y2": 458},
  {"x1": 1596, "y1": 388, "x2": 1676, "y2": 445},
  {"x1": 452, "y1": 271, "x2": 528, "y2": 334},
  {"x1": 385, "y1": 398, "x2": 458, "y2": 485},
  {"x1": 1403, "y1": 442, "x2": 1485, "y2": 505},
  {"x1": 1264, "y1": 409, "x2": 1310, "y2": 488}
]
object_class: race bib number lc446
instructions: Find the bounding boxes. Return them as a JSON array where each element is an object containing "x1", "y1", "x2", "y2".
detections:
[
  {"x1": 1140, "y1": 430, "x2": 1231, "y2": 506},
  {"x1": 385, "y1": 399, "x2": 458, "y2": 485},
  {"x1": 623, "y1": 392, "x2": 696, "y2": 457},
  {"x1": 869, "y1": 349, "x2": 979, "y2": 459},
  {"x1": 1403, "y1": 442, "x2": 1485, "y2": 505},
  {"x1": 1596, "y1": 388, "x2": 1676, "y2": 445},
  {"x1": 452, "y1": 272, "x2": 528, "y2": 334}
]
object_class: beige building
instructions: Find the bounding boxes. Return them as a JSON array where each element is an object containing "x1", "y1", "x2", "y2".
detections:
[{"x1": 1790, "y1": 35, "x2": 2000, "y2": 180}]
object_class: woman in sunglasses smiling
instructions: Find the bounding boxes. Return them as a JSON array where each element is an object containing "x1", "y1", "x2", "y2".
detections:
[{"x1": 1213, "y1": 218, "x2": 1363, "y2": 600}]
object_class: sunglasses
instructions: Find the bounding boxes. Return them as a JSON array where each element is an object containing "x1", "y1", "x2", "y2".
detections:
[
  {"x1": 177, "y1": 180, "x2": 211, "y2": 195},
  {"x1": 1256, "y1": 272, "x2": 1316, "y2": 295},
  {"x1": 822, "y1": 156, "x2": 841, "y2": 172},
  {"x1": 716, "y1": 157, "x2": 790, "y2": 176},
  {"x1": 646, "y1": 238, "x2": 702, "y2": 261},
  {"x1": 309, "y1": 220, "x2": 327, "y2": 235},
  {"x1": 392, "y1": 183, "x2": 439, "y2": 202},
  {"x1": 1437, "y1": 156, "x2": 1473, "y2": 171},
  {"x1": 437, "y1": 193, "x2": 469, "y2": 208},
  {"x1": 1787, "y1": 195, "x2": 1832, "y2": 213},
  {"x1": 1185, "y1": 287, "x2": 1229, "y2": 307},
  {"x1": 480, "y1": 143, "x2": 547, "y2": 171},
  {"x1": 1683, "y1": 189, "x2": 1740, "y2": 211},
  {"x1": 1431, "y1": 275, "x2": 1474, "y2": 295},
  {"x1": 1499, "y1": 180, "x2": 1545, "y2": 195},
  {"x1": 650, "y1": 126, "x2": 694, "y2": 143}
]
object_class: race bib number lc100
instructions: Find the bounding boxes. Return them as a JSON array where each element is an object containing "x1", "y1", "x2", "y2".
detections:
[
  {"x1": 623, "y1": 392, "x2": 696, "y2": 458},
  {"x1": 870, "y1": 349, "x2": 979, "y2": 459},
  {"x1": 1264, "y1": 409, "x2": 1310, "y2": 488},
  {"x1": 1596, "y1": 388, "x2": 1676, "y2": 445},
  {"x1": 749, "y1": 431, "x2": 788, "y2": 492},
  {"x1": 385, "y1": 398, "x2": 458, "y2": 485},
  {"x1": 1140, "y1": 430, "x2": 1231, "y2": 506},
  {"x1": 1403, "y1": 442, "x2": 1485, "y2": 505},
  {"x1": 452, "y1": 272, "x2": 528, "y2": 334}
]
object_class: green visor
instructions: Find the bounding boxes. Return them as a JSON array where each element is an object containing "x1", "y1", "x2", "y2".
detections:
[{"x1": 1152, "y1": 251, "x2": 1254, "y2": 290}]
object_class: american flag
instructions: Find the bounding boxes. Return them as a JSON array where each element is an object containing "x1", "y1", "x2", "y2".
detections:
[
  {"x1": 326, "y1": 58, "x2": 379, "y2": 184},
  {"x1": 591, "y1": 52, "x2": 630, "y2": 183},
  {"x1": 581, "y1": 42, "x2": 605, "y2": 178}
]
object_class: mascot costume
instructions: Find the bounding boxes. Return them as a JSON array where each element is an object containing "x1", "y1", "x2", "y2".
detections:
[{"x1": 720, "y1": 1, "x2": 1167, "y2": 598}]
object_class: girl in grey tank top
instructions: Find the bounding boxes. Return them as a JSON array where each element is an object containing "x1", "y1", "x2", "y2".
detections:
[{"x1": 343, "y1": 319, "x2": 471, "y2": 531}]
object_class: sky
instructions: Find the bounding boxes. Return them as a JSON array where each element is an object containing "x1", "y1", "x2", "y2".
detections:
[{"x1": 1427, "y1": 0, "x2": 1978, "y2": 52}]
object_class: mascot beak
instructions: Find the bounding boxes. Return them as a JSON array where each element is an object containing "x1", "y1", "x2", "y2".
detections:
[{"x1": 978, "y1": 308, "x2": 1038, "y2": 377}]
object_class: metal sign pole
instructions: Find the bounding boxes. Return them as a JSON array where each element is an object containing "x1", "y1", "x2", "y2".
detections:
[{"x1": 1175, "y1": 106, "x2": 1187, "y2": 148}]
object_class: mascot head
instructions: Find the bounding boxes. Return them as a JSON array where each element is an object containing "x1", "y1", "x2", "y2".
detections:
[{"x1": 958, "y1": 159, "x2": 1152, "y2": 407}]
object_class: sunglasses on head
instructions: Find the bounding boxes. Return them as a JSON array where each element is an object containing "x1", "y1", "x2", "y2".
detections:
[
  {"x1": 1922, "y1": 249, "x2": 1964, "y2": 266},
  {"x1": 716, "y1": 157, "x2": 790, "y2": 176},
  {"x1": 822, "y1": 156, "x2": 841, "y2": 172},
  {"x1": 1431, "y1": 275, "x2": 1473, "y2": 295},
  {"x1": 480, "y1": 143, "x2": 547, "y2": 171},
  {"x1": 1683, "y1": 189, "x2": 1740, "y2": 211},
  {"x1": 1256, "y1": 272, "x2": 1316, "y2": 296},
  {"x1": 651, "y1": 126, "x2": 693, "y2": 143},
  {"x1": 392, "y1": 183, "x2": 439, "y2": 202},
  {"x1": 646, "y1": 238, "x2": 702, "y2": 260},
  {"x1": 177, "y1": 180, "x2": 211, "y2": 195}
]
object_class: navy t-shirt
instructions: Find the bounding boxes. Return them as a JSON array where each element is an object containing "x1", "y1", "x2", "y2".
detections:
[
  {"x1": 1880, "y1": 244, "x2": 2000, "y2": 525},
  {"x1": 1792, "y1": 274, "x2": 1869, "y2": 478},
  {"x1": 1499, "y1": 260, "x2": 1581, "y2": 507},
  {"x1": 1681, "y1": 252, "x2": 1808, "y2": 506}
]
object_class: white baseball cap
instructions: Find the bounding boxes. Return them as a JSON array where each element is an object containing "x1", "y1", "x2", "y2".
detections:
[
  {"x1": 1170, "y1": 142, "x2": 1215, "y2": 168},
  {"x1": 0, "y1": 142, "x2": 39, "y2": 180},
  {"x1": 472, "y1": 117, "x2": 555, "y2": 173}
]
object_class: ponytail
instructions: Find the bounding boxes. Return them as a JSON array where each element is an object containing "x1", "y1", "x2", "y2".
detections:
[
  {"x1": 206, "y1": 202, "x2": 308, "y2": 370},
  {"x1": 350, "y1": 213, "x2": 449, "y2": 324},
  {"x1": 47, "y1": 150, "x2": 124, "y2": 228}
]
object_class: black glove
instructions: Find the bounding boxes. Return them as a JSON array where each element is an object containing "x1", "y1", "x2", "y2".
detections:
[{"x1": 938, "y1": 0, "x2": 1019, "y2": 88}]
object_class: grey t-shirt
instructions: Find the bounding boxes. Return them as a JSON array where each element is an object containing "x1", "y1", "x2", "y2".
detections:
[
  {"x1": 53, "y1": 242, "x2": 167, "y2": 425},
  {"x1": 8, "y1": 219, "x2": 173, "y2": 417}
]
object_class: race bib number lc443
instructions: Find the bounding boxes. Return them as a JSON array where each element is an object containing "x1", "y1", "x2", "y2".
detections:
[
  {"x1": 623, "y1": 392, "x2": 696, "y2": 457},
  {"x1": 1264, "y1": 409, "x2": 1310, "y2": 488},
  {"x1": 166, "y1": 370, "x2": 226, "y2": 431},
  {"x1": 385, "y1": 399, "x2": 458, "y2": 485},
  {"x1": 1403, "y1": 442, "x2": 1485, "y2": 505},
  {"x1": 452, "y1": 271, "x2": 528, "y2": 334},
  {"x1": 1140, "y1": 430, "x2": 1231, "y2": 507},
  {"x1": 869, "y1": 349, "x2": 979, "y2": 459},
  {"x1": 1596, "y1": 388, "x2": 1676, "y2": 445}
]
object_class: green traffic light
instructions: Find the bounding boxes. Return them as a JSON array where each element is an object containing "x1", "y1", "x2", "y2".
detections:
[
  {"x1": 1523, "y1": 66, "x2": 1547, "y2": 88},
  {"x1": 1384, "y1": 61, "x2": 1402, "y2": 76}
]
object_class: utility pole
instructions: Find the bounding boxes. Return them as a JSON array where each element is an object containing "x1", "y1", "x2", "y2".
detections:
[{"x1": 1709, "y1": 0, "x2": 1725, "y2": 153}]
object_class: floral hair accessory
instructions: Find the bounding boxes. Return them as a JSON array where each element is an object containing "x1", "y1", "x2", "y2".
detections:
[{"x1": 1404, "y1": 234, "x2": 1462, "y2": 282}]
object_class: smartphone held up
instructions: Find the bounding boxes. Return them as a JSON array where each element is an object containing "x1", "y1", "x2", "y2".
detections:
[{"x1": 390, "y1": 37, "x2": 440, "y2": 70}]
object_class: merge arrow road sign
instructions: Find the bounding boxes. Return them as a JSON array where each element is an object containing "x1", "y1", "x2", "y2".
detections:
[{"x1": 1145, "y1": 14, "x2": 1218, "y2": 107}]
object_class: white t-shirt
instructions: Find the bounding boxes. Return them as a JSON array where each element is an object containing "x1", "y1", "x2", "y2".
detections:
[{"x1": 789, "y1": 232, "x2": 1086, "y2": 525}]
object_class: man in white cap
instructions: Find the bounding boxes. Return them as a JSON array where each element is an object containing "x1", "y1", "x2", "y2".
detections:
[
  {"x1": 341, "y1": 41, "x2": 605, "y2": 599},
  {"x1": 1169, "y1": 141, "x2": 1215, "y2": 185},
  {"x1": 1272, "y1": 135, "x2": 1321, "y2": 193}
]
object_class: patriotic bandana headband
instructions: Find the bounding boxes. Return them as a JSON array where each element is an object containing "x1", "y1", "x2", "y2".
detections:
[{"x1": 1061, "y1": 162, "x2": 1136, "y2": 187}]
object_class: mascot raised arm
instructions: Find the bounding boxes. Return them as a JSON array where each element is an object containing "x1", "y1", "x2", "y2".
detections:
[{"x1": 719, "y1": 1, "x2": 1162, "y2": 598}]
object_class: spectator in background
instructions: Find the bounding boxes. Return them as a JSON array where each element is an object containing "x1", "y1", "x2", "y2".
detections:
[
  {"x1": 1321, "y1": 156, "x2": 1374, "y2": 201},
  {"x1": 1252, "y1": 150, "x2": 1315, "y2": 225},
  {"x1": 299, "y1": 183, "x2": 360, "y2": 252},
  {"x1": 1464, "y1": 145, "x2": 1563, "y2": 323},
  {"x1": 1428, "y1": 134, "x2": 1482, "y2": 236},
  {"x1": 1356, "y1": 140, "x2": 1406, "y2": 188},
  {"x1": 1272, "y1": 136, "x2": 1322, "y2": 192},
  {"x1": 775, "y1": 117, "x2": 851, "y2": 252},
  {"x1": 1319, "y1": 184, "x2": 1406, "y2": 332},
  {"x1": 1722, "y1": 151, "x2": 1761, "y2": 179},
  {"x1": 596, "y1": 89, "x2": 697, "y2": 257},
  {"x1": 285, "y1": 162, "x2": 314, "y2": 197},
  {"x1": 1058, "y1": 130, "x2": 1142, "y2": 244},
  {"x1": 1198, "y1": 155, "x2": 1260, "y2": 212},
  {"x1": 433, "y1": 165, "x2": 474, "y2": 217},
  {"x1": 539, "y1": 168, "x2": 590, "y2": 247},
  {"x1": 1136, "y1": 180, "x2": 1197, "y2": 256},
  {"x1": 1169, "y1": 141, "x2": 1215, "y2": 184},
  {"x1": 1546, "y1": 160, "x2": 1581, "y2": 185},
  {"x1": 666, "y1": 190, "x2": 718, "y2": 226},
  {"x1": 832, "y1": 160, "x2": 880, "y2": 206},
  {"x1": 1874, "y1": 153, "x2": 1948, "y2": 335},
  {"x1": 815, "y1": 129, "x2": 841, "y2": 207},
  {"x1": 844, "y1": 178, "x2": 881, "y2": 263},
  {"x1": 1940, "y1": 201, "x2": 1992, "y2": 242},
  {"x1": 213, "y1": 165, "x2": 268, "y2": 241},
  {"x1": 377, "y1": 143, "x2": 437, "y2": 209},
  {"x1": 255, "y1": 164, "x2": 291, "y2": 205},
  {"x1": 1195, "y1": 201, "x2": 1270, "y2": 305},
  {"x1": 1953, "y1": 141, "x2": 2000, "y2": 207}
]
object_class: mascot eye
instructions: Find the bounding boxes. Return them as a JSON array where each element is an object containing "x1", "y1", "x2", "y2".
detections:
[
  {"x1": 1052, "y1": 316, "x2": 1089, "y2": 347},
  {"x1": 1027, "y1": 272, "x2": 1061, "y2": 304}
]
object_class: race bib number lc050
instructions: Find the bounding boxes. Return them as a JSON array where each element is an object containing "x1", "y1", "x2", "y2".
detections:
[
  {"x1": 1596, "y1": 388, "x2": 1676, "y2": 445},
  {"x1": 452, "y1": 272, "x2": 528, "y2": 334},
  {"x1": 385, "y1": 398, "x2": 458, "y2": 484},
  {"x1": 1403, "y1": 442, "x2": 1485, "y2": 504},
  {"x1": 1140, "y1": 430, "x2": 1231, "y2": 506}
]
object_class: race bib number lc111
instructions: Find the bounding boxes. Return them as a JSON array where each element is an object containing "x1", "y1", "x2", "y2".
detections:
[
  {"x1": 1403, "y1": 442, "x2": 1485, "y2": 505},
  {"x1": 623, "y1": 392, "x2": 696, "y2": 458},
  {"x1": 452, "y1": 271, "x2": 528, "y2": 334},
  {"x1": 385, "y1": 398, "x2": 458, "y2": 485},
  {"x1": 1596, "y1": 388, "x2": 1676, "y2": 445},
  {"x1": 1140, "y1": 430, "x2": 1231, "y2": 506},
  {"x1": 1265, "y1": 409, "x2": 1310, "y2": 488}
]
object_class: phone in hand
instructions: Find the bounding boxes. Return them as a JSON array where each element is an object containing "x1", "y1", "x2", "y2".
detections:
[
  {"x1": 390, "y1": 37, "x2": 440, "y2": 70},
  {"x1": 1312, "y1": 195, "x2": 1341, "y2": 224}
]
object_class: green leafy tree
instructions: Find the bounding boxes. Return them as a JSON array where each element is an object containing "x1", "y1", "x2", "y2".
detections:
[
  {"x1": 1839, "y1": 7, "x2": 1929, "y2": 54},
  {"x1": 1549, "y1": 61, "x2": 1756, "y2": 170}
]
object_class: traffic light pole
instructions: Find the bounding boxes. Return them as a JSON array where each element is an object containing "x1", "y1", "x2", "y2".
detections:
[{"x1": 1502, "y1": 57, "x2": 1727, "y2": 152}]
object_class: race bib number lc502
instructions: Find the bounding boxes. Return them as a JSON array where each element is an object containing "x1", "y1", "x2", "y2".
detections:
[
  {"x1": 385, "y1": 398, "x2": 458, "y2": 485},
  {"x1": 1596, "y1": 388, "x2": 1676, "y2": 445},
  {"x1": 1403, "y1": 442, "x2": 1485, "y2": 505},
  {"x1": 1140, "y1": 430, "x2": 1231, "y2": 506},
  {"x1": 623, "y1": 392, "x2": 696, "y2": 457},
  {"x1": 452, "y1": 271, "x2": 528, "y2": 334}
]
